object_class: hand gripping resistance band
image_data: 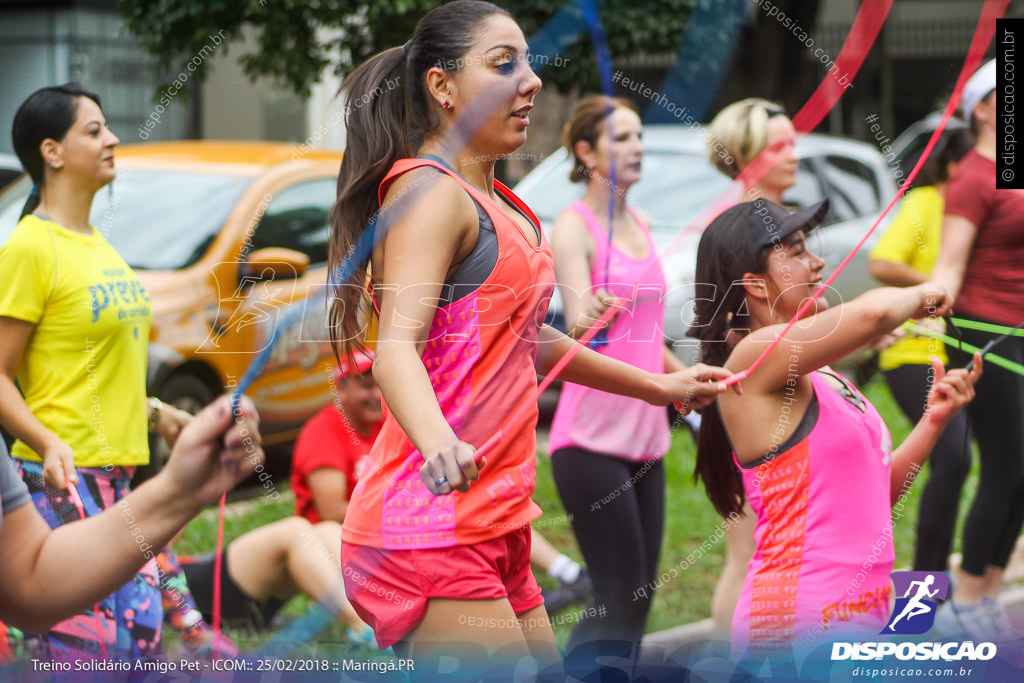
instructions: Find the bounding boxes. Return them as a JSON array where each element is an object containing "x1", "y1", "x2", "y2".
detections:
[{"x1": 905, "y1": 321, "x2": 1024, "y2": 379}]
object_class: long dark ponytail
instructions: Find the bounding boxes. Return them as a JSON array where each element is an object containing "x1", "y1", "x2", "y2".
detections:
[
  {"x1": 914, "y1": 127, "x2": 974, "y2": 188},
  {"x1": 328, "y1": 0, "x2": 511, "y2": 359},
  {"x1": 12, "y1": 83, "x2": 102, "y2": 219},
  {"x1": 688, "y1": 203, "x2": 770, "y2": 518}
]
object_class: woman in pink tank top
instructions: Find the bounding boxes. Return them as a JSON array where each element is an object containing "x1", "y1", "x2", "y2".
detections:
[
  {"x1": 325, "y1": 2, "x2": 733, "y2": 674},
  {"x1": 688, "y1": 198, "x2": 981, "y2": 662},
  {"x1": 704, "y1": 98, "x2": 801, "y2": 637},
  {"x1": 548, "y1": 96, "x2": 681, "y2": 648}
]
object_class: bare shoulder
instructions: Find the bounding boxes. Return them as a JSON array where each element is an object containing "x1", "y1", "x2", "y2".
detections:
[
  {"x1": 373, "y1": 167, "x2": 480, "y2": 283},
  {"x1": 718, "y1": 355, "x2": 815, "y2": 464},
  {"x1": 551, "y1": 206, "x2": 595, "y2": 254},
  {"x1": 379, "y1": 168, "x2": 477, "y2": 241},
  {"x1": 631, "y1": 206, "x2": 653, "y2": 228},
  {"x1": 383, "y1": 167, "x2": 473, "y2": 215},
  {"x1": 723, "y1": 325, "x2": 782, "y2": 373}
]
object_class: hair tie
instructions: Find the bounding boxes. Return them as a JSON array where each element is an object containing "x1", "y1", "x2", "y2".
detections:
[
  {"x1": 30, "y1": 185, "x2": 40, "y2": 197},
  {"x1": 403, "y1": 40, "x2": 411, "y2": 55}
]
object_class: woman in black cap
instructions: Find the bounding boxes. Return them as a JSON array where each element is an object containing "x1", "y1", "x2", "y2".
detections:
[
  {"x1": 690, "y1": 198, "x2": 981, "y2": 659},
  {"x1": 704, "y1": 97, "x2": 801, "y2": 638}
]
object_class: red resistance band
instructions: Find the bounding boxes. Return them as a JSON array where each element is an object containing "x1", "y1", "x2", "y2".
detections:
[
  {"x1": 724, "y1": 0, "x2": 1008, "y2": 387},
  {"x1": 212, "y1": 492, "x2": 227, "y2": 649}
]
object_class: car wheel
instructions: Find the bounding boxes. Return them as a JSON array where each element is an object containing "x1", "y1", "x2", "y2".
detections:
[{"x1": 132, "y1": 373, "x2": 218, "y2": 486}]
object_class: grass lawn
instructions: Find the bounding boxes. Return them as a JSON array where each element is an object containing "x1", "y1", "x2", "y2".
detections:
[
  {"x1": 171, "y1": 372, "x2": 980, "y2": 654},
  {"x1": 169, "y1": 493, "x2": 357, "y2": 658}
]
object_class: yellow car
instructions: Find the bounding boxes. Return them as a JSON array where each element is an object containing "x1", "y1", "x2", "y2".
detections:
[{"x1": 0, "y1": 141, "x2": 346, "y2": 470}]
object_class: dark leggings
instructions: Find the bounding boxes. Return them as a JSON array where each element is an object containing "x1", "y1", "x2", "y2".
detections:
[
  {"x1": 883, "y1": 364, "x2": 971, "y2": 571},
  {"x1": 957, "y1": 314, "x2": 1024, "y2": 576},
  {"x1": 551, "y1": 447, "x2": 665, "y2": 649}
]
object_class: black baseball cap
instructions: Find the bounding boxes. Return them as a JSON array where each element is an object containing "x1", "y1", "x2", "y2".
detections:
[{"x1": 725, "y1": 197, "x2": 830, "y2": 250}]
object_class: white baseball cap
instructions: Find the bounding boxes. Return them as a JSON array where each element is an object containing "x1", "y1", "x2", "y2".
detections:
[{"x1": 961, "y1": 58, "x2": 996, "y2": 121}]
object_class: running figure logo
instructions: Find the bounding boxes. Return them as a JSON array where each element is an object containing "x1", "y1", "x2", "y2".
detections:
[{"x1": 883, "y1": 571, "x2": 950, "y2": 635}]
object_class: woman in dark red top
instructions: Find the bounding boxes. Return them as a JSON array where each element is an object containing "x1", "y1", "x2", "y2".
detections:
[{"x1": 932, "y1": 58, "x2": 1024, "y2": 641}]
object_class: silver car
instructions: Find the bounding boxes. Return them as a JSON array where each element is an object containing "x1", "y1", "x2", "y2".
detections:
[
  {"x1": 0, "y1": 154, "x2": 22, "y2": 192},
  {"x1": 514, "y1": 124, "x2": 898, "y2": 365}
]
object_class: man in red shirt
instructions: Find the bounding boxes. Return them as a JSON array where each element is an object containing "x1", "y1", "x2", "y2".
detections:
[{"x1": 292, "y1": 352, "x2": 383, "y2": 524}]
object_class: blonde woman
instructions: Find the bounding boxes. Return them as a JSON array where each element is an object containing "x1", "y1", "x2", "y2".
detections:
[{"x1": 708, "y1": 97, "x2": 799, "y2": 206}]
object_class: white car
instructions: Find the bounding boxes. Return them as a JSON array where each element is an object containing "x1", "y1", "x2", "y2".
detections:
[
  {"x1": 0, "y1": 154, "x2": 22, "y2": 192},
  {"x1": 514, "y1": 125, "x2": 898, "y2": 365}
]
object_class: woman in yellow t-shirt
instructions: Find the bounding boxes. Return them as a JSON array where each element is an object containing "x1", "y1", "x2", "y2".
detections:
[
  {"x1": 0, "y1": 84, "x2": 198, "y2": 661},
  {"x1": 868, "y1": 127, "x2": 974, "y2": 572}
]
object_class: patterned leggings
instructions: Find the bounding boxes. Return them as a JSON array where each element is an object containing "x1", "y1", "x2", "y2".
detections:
[{"x1": 14, "y1": 460, "x2": 163, "y2": 661}]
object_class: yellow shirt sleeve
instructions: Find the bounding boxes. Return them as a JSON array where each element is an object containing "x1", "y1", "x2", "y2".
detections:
[
  {"x1": 0, "y1": 222, "x2": 53, "y2": 324},
  {"x1": 872, "y1": 187, "x2": 948, "y2": 370},
  {"x1": 869, "y1": 187, "x2": 938, "y2": 266}
]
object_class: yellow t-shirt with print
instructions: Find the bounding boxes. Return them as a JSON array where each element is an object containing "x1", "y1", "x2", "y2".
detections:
[
  {"x1": 0, "y1": 214, "x2": 152, "y2": 467},
  {"x1": 868, "y1": 186, "x2": 949, "y2": 371}
]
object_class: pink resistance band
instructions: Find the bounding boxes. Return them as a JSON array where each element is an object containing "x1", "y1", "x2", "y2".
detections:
[
  {"x1": 212, "y1": 492, "x2": 227, "y2": 648},
  {"x1": 476, "y1": 0, "x2": 897, "y2": 460}
]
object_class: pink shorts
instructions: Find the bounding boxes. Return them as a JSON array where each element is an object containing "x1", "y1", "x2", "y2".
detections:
[{"x1": 341, "y1": 526, "x2": 543, "y2": 649}]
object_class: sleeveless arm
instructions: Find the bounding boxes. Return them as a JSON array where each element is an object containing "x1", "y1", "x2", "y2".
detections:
[
  {"x1": 725, "y1": 284, "x2": 949, "y2": 395},
  {"x1": 372, "y1": 170, "x2": 478, "y2": 457},
  {"x1": 536, "y1": 324, "x2": 730, "y2": 407},
  {"x1": 551, "y1": 205, "x2": 626, "y2": 339}
]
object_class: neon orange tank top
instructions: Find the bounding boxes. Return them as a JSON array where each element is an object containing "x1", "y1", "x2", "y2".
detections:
[{"x1": 342, "y1": 158, "x2": 556, "y2": 549}]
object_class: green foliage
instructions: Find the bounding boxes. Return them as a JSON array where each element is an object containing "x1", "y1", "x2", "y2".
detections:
[
  {"x1": 119, "y1": 0, "x2": 699, "y2": 98},
  {"x1": 514, "y1": 0, "x2": 697, "y2": 93}
]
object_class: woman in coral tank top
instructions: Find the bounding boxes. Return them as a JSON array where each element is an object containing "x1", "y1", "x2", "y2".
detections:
[{"x1": 326, "y1": 0, "x2": 732, "y2": 672}]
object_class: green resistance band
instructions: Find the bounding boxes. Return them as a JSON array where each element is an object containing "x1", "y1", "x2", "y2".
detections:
[
  {"x1": 951, "y1": 317, "x2": 1024, "y2": 337},
  {"x1": 903, "y1": 321, "x2": 1024, "y2": 377}
]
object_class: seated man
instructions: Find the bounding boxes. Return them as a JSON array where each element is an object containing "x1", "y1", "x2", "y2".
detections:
[
  {"x1": 166, "y1": 518, "x2": 374, "y2": 647},
  {"x1": 291, "y1": 352, "x2": 382, "y2": 524}
]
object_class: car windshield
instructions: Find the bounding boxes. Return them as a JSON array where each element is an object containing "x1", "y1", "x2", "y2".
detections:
[
  {"x1": 518, "y1": 151, "x2": 731, "y2": 230},
  {"x1": 0, "y1": 169, "x2": 252, "y2": 270}
]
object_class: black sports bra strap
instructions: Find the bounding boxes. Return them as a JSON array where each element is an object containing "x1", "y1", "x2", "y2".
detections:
[{"x1": 416, "y1": 154, "x2": 541, "y2": 242}]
